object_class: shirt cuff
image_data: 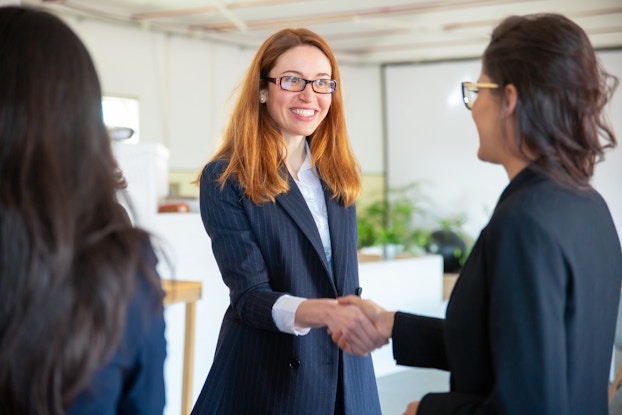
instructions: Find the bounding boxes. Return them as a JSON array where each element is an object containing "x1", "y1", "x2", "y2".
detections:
[{"x1": 272, "y1": 294, "x2": 311, "y2": 336}]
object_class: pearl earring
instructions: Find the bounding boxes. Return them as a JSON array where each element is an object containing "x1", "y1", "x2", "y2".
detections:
[{"x1": 260, "y1": 95, "x2": 266, "y2": 103}]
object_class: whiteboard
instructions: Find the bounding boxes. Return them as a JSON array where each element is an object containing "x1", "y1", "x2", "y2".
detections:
[{"x1": 384, "y1": 49, "x2": 622, "y2": 240}]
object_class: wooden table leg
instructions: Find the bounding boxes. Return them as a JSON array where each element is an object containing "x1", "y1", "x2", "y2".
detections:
[
  {"x1": 161, "y1": 280, "x2": 202, "y2": 415},
  {"x1": 181, "y1": 301, "x2": 197, "y2": 415}
]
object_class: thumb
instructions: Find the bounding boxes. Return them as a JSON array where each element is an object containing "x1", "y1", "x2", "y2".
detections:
[{"x1": 337, "y1": 294, "x2": 362, "y2": 306}]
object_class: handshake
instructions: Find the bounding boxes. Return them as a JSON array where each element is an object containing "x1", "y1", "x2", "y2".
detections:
[{"x1": 327, "y1": 295, "x2": 396, "y2": 356}]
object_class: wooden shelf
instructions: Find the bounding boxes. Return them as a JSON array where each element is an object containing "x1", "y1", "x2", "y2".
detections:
[
  {"x1": 162, "y1": 279, "x2": 202, "y2": 305},
  {"x1": 443, "y1": 273, "x2": 459, "y2": 301}
]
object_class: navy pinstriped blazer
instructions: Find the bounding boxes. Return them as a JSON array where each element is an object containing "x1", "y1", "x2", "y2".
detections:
[{"x1": 191, "y1": 159, "x2": 381, "y2": 415}]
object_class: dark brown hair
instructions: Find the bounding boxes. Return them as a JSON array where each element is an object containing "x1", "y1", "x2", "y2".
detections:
[
  {"x1": 204, "y1": 28, "x2": 361, "y2": 206},
  {"x1": 483, "y1": 13, "x2": 618, "y2": 186},
  {"x1": 0, "y1": 6, "x2": 162, "y2": 414}
]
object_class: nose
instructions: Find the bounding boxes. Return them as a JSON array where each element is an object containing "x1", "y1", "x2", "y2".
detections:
[{"x1": 299, "y1": 82, "x2": 314, "y2": 100}]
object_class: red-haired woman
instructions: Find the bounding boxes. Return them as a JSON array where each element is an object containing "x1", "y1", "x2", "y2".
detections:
[{"x1": 192, "y1": 28, "x2": 383, "y2": 415}]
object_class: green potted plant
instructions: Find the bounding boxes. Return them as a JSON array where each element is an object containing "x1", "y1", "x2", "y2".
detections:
[{"x1": 357, "y1": 182, "x2": 430, "y2": 259}]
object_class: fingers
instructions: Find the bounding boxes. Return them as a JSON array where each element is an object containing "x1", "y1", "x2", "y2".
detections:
[
  {"x1": 338, "y1": 295, "x2": 384, "y2": 323},
  {"x1": 402, "y1": 401, "x2": 420, "y2": 415},
  {"x1": 336, "y1": 294, "x2": 359, "y2": 305},
  {"x1": 342, "y1": 309, "x2": 380, "y2": 355},
  {"x1": 327, "y1": 303, "x2": 388, "y2": 356},
  {"x1": 330, "y1": 328, "x2": 357, "y2": 356},
  {"x1": 337, "y1": 295, "x2": 394, "y2": 340}
]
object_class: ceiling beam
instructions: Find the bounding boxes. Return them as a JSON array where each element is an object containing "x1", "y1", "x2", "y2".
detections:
[
  {"x1": 190, "y1": 0, "x2": 536, "y2": 32},
  {"x1": 131, "y1": 0, "x2": 303, "y2": 20}
]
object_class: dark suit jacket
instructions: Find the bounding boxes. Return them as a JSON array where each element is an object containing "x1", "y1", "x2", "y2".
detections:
[
  {"x1": 192, "y1": 160, "x2": 381, "y2": 415},
  {"x1": 392, "y1": 166, "x2": 622, "y2": 415},
  {"x1": 66, "y1": 244, "x2": 166, "y2": 415}
]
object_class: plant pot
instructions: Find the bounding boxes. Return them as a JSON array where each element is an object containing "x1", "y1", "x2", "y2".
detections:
[{"x1": 425, "y1": 230, "x2": 466, "y2": 273}]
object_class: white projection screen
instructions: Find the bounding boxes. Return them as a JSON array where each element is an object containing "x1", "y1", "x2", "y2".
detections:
[{"x1": 383, "y1": 50, "x2": 622, "y2": 241}]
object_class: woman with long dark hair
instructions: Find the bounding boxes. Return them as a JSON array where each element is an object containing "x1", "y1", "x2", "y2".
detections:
[
  {"x1": 336, "y1": 13, "x2": 622, "y2": 415},
  {"x1": 0, "y1": 6, "x2": 166, "y2": 415}
]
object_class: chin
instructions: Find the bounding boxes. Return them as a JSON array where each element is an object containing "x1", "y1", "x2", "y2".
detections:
[
  {"x1": 299, "y1": 128, "x2": 319, "y2": 137},
  {"x1": 477, "y1": 150, "x2": 496, "y2": 165},
  {"x1": 476, "y1": 148, "x2": 486, "y2": 162}
]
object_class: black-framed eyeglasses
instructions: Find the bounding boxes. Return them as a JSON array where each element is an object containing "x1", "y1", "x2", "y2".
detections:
[
  {"x1": 262, "y1": 76, "x2": 337, "y2": 94},
  {"x1": 461, "y1": 82, "x2": 499, "y2": 110}
]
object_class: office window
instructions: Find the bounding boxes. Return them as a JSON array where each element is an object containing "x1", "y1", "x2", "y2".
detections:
[{"x1": 102, "y1": 95, "x2": 139, "y2": 143}]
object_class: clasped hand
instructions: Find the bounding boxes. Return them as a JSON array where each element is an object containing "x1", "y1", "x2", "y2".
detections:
[{"x1": 327, "y1": 295, "x2": 393, "y2": 356}]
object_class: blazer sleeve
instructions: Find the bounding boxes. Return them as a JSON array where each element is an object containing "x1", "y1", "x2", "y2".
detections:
[
  {"x1": 67, "y1": 247, "x2": 167, "y2": 415},
  {"x1": 392, "y1": 312, "x2": 448, "y2": 370},
  {"x1": 117, "y1": 308, "x2": 166, "y2": 415},
  {"x1": 419, "y1": 210, "x2": 570, "y2": 415},
  {"x1": 118, "y1": 247, "x2": 167, "y2": 415},
  {"x1": 199, "y1": 162, "x2": 284, "y2": 332}
]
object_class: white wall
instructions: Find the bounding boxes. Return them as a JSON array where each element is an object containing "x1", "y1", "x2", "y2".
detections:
[
  {"x1": 384, "y1": 50, "x2": 622, "y2": 241},
  {"x1": 60, "y1": 15, "x2": 384, "y2": 174},
  {"x1": 62, "y1": 16, "x2": 255, "y2": 171},
  {"x1": 593, "y1": 51, "x2": 622, "y2": 242},
  {"x1": 341, "y1": 64, "x2": 384, "y2": 173}
]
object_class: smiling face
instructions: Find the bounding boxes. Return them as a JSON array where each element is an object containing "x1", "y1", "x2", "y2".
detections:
[
  {"x1": 471, "y1": 70, "x2": 527, "y2": 179},
  {"x1": 471, "y1": 72, "x2": 505, "y2": 164},
  {"x1": 262, "y1": 45, "x2": 332, "y2": 143}
]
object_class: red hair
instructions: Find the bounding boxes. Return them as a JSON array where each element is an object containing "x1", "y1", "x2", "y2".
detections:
[{"x1": 203, "y1": 28, "x2": 361, "y2": 206}]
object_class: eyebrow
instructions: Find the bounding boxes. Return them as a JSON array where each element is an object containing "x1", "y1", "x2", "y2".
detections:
[{"x1": 280, "y1": 70, "x2": 332, "y2": 78}]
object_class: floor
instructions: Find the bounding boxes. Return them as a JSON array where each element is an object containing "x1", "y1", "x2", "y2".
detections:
[
  {"x1": 377, "y1": 364, "x2": 622, "y2": 415},
  {"x1": 611, "y1": 349, "x2": 622, "y2": 415},
  {"x1": 376, "y1": 368, "x2": 450, "y2": 415}
]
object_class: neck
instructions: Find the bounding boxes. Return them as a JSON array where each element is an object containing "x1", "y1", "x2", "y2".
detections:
[
  {"x1": 503, "y1": 157, "x2": 529, "y2": 181},
  {"x1": 284, "y1": 136, "x2": 307, "y2": 179}
]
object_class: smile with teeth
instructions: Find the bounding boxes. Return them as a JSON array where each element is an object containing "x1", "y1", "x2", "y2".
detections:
[{"x1": 291, "y1": 108, "x2": 315, "y2": 117}]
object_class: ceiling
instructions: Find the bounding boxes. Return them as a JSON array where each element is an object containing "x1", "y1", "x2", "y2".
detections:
[{"x1": 20, "y1": 0, "x2": 622, "y2": 64}]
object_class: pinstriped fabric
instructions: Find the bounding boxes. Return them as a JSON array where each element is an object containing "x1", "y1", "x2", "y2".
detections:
[{"x1": 191, "y1": 160, "x2": 381, "y2": 415}]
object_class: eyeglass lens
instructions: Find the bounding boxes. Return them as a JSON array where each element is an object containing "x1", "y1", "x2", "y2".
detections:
[
  {"x1": 462, "y1": 84, "x2": 478, "y2": 110},
  {"x1": 461, "y1": 82, "x2": 498, "y2": 110},
  {"x1": 280, "y1": 76, "x2": 336, "y2": 93}
]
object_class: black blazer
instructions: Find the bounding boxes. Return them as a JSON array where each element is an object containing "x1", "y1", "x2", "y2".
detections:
[
  {"x1": 191, "y1": 160, "x2": 381, "y2": 415},
  {"x1": 392, "y1": 167, "x2": 622, "y2": 415}
]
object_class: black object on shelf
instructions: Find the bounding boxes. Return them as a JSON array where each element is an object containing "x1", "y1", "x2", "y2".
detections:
[{"x1": 425, "y1": 230, "x2": 467, "y2": 273}]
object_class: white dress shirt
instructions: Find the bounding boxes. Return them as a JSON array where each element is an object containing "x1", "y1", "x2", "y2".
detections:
[{"x1": 272, "y1": 144, "x2": 332, "y2": 335}]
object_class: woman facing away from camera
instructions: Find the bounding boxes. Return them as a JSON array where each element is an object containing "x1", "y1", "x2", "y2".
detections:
[
  {"x1": 0, "y1": 6, "x2": 166, "y2": 415},
  {"x1": 335, "y1": 13, "x2": 622, "y2": 415},
  {"x1": 191, "y1": 28, "x2": 384, "y2": 415}
]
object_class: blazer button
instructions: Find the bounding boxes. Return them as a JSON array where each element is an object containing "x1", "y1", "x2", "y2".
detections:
[{"x1": 288, "y1": 359, "x2": 301, "y2": 369}]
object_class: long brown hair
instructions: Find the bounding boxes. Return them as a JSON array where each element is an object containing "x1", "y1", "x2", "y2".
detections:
[
  {"x1": 483, "y1": 13, "x2": 618, "y2": 187},
  {"x1": 0, "y1": 7, "x2": 162, "y2": 414},
  {"x1": 204, "y1": 28, "x2": 361, "y2": 206}
]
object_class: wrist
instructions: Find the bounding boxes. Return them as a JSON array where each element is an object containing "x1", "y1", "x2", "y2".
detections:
[
  {"x1": 379, "y1": 311, "x2": 396, "y2": 339},
  {"x1": 295, "y1": 298, "x2": 337, "y2": 328}
]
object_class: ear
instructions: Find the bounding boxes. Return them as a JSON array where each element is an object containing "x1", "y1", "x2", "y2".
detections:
[
  {"x1": 502, "y1": 84, "x2": 517, "y2": 117},
  {"x1": 259, "y1": 89, "x2": 267, "y2": 103}
]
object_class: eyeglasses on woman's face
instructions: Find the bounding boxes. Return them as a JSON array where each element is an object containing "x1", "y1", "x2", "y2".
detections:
[
  {"x1": 461, "y1": 82, "x2": 499, "y2": 110},
  {"x1": 262, "y1": 76, "x2": 337, "y2": 94}
]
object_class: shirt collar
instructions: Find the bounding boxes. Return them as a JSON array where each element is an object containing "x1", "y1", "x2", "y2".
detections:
[{"x1": 300, "y1": 141, "x2": 313, "y2": 172}]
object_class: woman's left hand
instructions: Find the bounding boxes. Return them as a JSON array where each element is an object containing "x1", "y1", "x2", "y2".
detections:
[{"x1": 402, "y1": 400, "x2": 420, "y2": 415}]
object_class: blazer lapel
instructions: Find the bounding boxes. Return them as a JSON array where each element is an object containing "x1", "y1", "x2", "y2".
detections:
[
  {"x1": 276, "y1": 175, "x2": 334, "y2": 283},
  {"x1": 324, "y1": 185, "x2": 350, "y2": 294}
]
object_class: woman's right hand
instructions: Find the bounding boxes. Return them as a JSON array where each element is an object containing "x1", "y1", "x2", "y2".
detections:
[
  {"x1": 331, "y1": 295, "x2": 395, "y2": 354},
  {"x1": 295, "y1": 298, "x2": 388, "y2": 356}
]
